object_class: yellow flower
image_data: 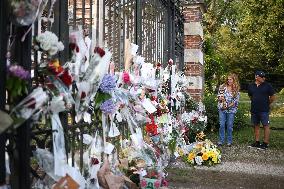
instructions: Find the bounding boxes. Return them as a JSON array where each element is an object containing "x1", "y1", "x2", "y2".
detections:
[
  {"x1": 202, "y1": 153, "x2": 209, "y2": 161},
  {"x1": 177, "y1": 148, "x2": 184, "y2": 156},
  {"x1": 212, "y1": 157, "x2": 218, "y2": 163},
  {"x1": 188, "y1": 152, "x2": 195, "y2": 161},
  {"x1": 208, "y1": 151, "x2": 214, "y2": 158},
  {"x1": 52, "y1": 59, "x2": 60, "y2": 70}
]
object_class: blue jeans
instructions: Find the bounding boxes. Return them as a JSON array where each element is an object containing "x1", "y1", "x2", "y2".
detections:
[{"x1": 219, "y1": 110, "x2": 235, "y2": 144}]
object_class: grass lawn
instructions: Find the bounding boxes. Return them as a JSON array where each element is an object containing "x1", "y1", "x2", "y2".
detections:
[{"x1": 206, "y1": 92, "x2": 284, "y2": 150}]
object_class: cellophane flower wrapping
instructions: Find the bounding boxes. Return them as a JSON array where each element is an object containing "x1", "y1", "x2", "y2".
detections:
[
  {"x1": 75, "y1": 49, "x2": 112, "y2": 122},
  {"x1": 11, "y1": 87, "x2": 49, "y2": 128}
]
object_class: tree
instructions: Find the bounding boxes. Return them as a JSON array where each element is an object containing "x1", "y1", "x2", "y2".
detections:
[{"x1": 204, "y1": 0, "x2": 284, "y2": 91}]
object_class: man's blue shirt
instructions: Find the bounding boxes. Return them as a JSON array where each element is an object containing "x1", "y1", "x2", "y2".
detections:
[{"x1": 247, "y1": 82, "x2": 275, "y2": 113}]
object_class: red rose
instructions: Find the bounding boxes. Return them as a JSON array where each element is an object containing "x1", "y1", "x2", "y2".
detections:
[
  {"x1": 81, "y1": 91, "x2": 86, "y2": 99},
  {"x1": 150, "y1": 96, "x2": 157, "y2": 101},
  {"x1": 59, "y1": 70, "x2": 73, "y2": 87},
  {"x1": 94, "y1": 47, "x2": 105, "y2": 57},
  {"x1": 69, "y1": 43, "x2": 76, "y2": 50},
  {"x1": 145, "y1": 122, "x2": 158, "y2": 136},
  {"x1": 122, "y1": 71, "x2": 131, "y2": 84},
  {"x1": 90, "y1": 157, "x2": 99, "y2": 165},
  {"x1": 75, "y1": 46, "x2": 79, "y2": 53}
]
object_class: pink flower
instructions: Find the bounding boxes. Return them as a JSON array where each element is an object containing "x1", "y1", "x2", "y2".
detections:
[
  {"x1": 162, "y1": 179, "x2": 169, "y2": 187},
  {"x1": 168, "y1": 59, "x2": 173, "y2": 65},
  {"x1": 140, "y1": 179, "x2": 147, "y2": 188},
  {"x1": 122, "y1": 71, "x2": 130, "y2": 84},
  {"x1": 154, "y1": 180, "x2": 161, "y2": 188}
]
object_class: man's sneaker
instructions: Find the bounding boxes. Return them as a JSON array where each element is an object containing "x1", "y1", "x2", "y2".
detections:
[
  {"x1": 258, "y1": 143, "x2": 269, "y2": 150},
  {"x1": 248, "y1": 141, "x2": 261, "y2": 148}
]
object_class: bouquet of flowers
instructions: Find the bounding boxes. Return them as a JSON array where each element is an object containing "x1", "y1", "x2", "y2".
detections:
[
  {"x1": 6, "y1": 65, "x2": 30, "y2": 101},
  {"x1": 35, "y1": 31, "x2": 64, "y2": 56},
  {"x1": 180, "y1": 139, "x2": 221, "y2": 166},
  {"x1": 10, "y1": 0, "x2": 48, "y2": 26},
  {"x1": 181, "y1": 111, "x2": 207, "y2": 133}
]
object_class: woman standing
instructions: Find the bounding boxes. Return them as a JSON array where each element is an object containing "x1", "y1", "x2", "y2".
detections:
[{"x1": 217, "y1": 73, "x2": 240, "y2": 146}]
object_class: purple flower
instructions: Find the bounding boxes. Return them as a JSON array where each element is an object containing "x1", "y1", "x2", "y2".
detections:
[
  {"x1": 99, "y1": 74, "x2": 116, "y2": 93},
  {"x1": 8, "y1": 65, "x2": 30, "y2": 80},
  {"x1": 100, "y1": 99, "x2": 116, "y2": 114}
]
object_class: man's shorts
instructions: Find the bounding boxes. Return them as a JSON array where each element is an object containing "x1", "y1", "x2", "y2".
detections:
[{"x1": 251, "y1": 112, "x2": 270, "y2": 126}]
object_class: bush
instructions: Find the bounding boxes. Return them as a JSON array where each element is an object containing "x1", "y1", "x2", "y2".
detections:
[
  {"x1": 203, "y1": 95, "x2": 249, "y2": 132},
  {"x1": 203, "y1": 95, "x2": 219, "y2": 131}
]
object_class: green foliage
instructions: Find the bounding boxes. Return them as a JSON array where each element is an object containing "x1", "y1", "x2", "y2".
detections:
[
  {"x1": 184, "y1": 93, "x2": 198, "y2": 111},
  {"x1": 93, "y1": 92, "x2": 112, "y2": 109},
  {"x1": 168, "y1": 130, "x2": 178, "y2": 154},
  {"x1": 204, "y1": 0, "x2": 284, "y2": 91},
  {"x1": 203, "y1": 95, "x2": 219, "y2": 131},
  {"x1": 233, "y1": 103, "x2": 250, "y2": 130},
  {"x1": 6, "y1": 76, "x2": 28, "y2": 101},
  {"x1": 279, "y1": 88, "x2": 284, "y2": 95}
]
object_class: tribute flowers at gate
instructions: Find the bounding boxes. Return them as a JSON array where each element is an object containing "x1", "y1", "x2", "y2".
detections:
[{"x1": 180, "y1": 139, "x2": 221, "y2": 166}]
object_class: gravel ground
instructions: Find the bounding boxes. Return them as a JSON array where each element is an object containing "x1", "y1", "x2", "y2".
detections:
[{"x1": 166, "y1": 144, "x2": 284, "y2": 189}]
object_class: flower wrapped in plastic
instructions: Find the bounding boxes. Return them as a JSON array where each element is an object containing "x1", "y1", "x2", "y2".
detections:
[
  {"x1": 10, "y1": 0, "x2": 48, "y2": 26},
  {"x1": 74, "y1": 48, "x2": 112, "y2": 122},
  {"x1": 48, "y1": 75, "x2": 74, "y2": 105},
  {"x1": 35, "y1": 31, "x2": 64, "y2": 57},
  {"x1": 99, "y1": 74, "x2": 116, "y2": 94},
  {"x1": 10, "y1": 87, "x2": 49, "y2": 128},
  {"x1": 6, "y1": 64, "x2": 30, "y2": 100},
  {"x1": 100, "y1": 99, "x2": 116, "y2": 115},
  {"x1": 68, "y1": 30, "x2": 89, "y2": 80},
  {"x1": 181, "y1": 111, "x2": 207, "y2": 133}
]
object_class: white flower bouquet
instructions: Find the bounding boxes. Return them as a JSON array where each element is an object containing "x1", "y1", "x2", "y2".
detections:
[{"x1": 35, "y1": 31, "x2": 64, "y2": 56}]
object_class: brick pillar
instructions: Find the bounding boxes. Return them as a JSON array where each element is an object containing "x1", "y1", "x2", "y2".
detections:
[{"x1": 182, "y1": 1, "x2": 205, "y2": 101}]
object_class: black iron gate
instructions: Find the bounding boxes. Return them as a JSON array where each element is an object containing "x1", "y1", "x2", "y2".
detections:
[{"x1": 68, "y1": 0, "x2": 184, "y2": 69}]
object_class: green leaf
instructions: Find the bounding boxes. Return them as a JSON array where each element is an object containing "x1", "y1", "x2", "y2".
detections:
[{"x1": 94, "y1": 92, "x2": 112, "y2": 108}]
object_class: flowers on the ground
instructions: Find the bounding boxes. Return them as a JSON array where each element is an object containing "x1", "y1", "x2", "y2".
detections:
[
  {"x1": 181, "y1": 139, "x2": 221, "y2": 166},
  {"x1": 181, "y1": 111, "x2": 207, "y2": 133},
  {"x1": 99, "y1": 74, "x2": 116, "y2": 93}
]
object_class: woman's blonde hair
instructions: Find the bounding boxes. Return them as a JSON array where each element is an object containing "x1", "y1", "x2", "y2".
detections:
[{"x1": 226, "y1": 73, "x2": 240, "y2": 97}]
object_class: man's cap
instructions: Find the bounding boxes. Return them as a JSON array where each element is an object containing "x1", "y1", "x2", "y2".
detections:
[{"x1": 255, "y1": 71, "x2": 265, "y2": 77}]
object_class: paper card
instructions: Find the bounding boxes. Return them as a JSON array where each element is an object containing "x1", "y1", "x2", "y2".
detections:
[
  {"x1": 140, "y1": 169, "x2": 147, "y2": 177},
  {"x1": 140, "y1": 178, "x2": 161, "y2": 189},
  {"x1": 104, "y1": 142, "x2": 115, "y2": 154},
  {"x1": 108, "y1": 122, "x2": 120, "y2": 138},
  {"x1": 159, "y1": 114, "x2": 168, "y2": 124},
  {"x1": 174, "y1": 151, "x2": 180, "y2": 158},
  {"x1": 115, "y1": 111, "x2": 123, "y2": 122},
  {"x1": 83, "y1": 134, "x2": 93, "y2": 145},
  {"x1": 142, "y1": 98, "x2": 157, "y2": 114}
]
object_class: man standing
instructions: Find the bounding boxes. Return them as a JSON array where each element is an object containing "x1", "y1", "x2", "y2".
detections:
[{"x1": 248, "y1": 71, "x2": 276, "y2": 149}]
